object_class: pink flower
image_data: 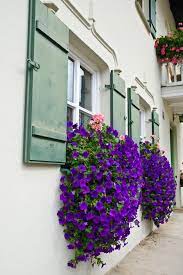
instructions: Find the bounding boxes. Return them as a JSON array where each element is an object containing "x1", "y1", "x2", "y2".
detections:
[
  {"x1": 160, "y1": 58, "x2": 165, "y2": 63},
  {"x1": 165, "y1": 58, "x2": 170, "y2": 63},
  {"x1": 90, "y1": 122, "x2": 102, "y2": 131},
  {"x1": 161, "y1": 47, "x2": 166, "y2": 56},
  {"x1": 89, "y1": 113, "x2": 105, "y2": 132},
  {"x1": 176, "y1": 48, "x2": 180, "y2": 52},
  {"x1": 91, "y1": 113, "x2": 105, "y2": 124},
  {"x1": 180, "y1": 47, "x2": 183, "y2": 51},
  {"x1": 171, "y1": 47, "x2": 176, "y2": 51},
  {"x1": 154, "y1": 39, "x2": 159, "y2": 48},
  {"x1": 119, "y1": 135, "x2": 125, "y2": 141},
  {"x1": 172, "y1": 57, "x2": 178, "y2": 64}
]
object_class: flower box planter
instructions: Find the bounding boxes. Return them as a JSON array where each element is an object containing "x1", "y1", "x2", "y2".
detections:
[{"x1": 155, "y1": 25, "x2": 183, "y2": 64}]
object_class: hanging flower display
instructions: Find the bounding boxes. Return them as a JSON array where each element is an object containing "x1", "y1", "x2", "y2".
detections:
[
  {"x1": 140, "y1": 141, "x2": 176, "y2": 227},
  {"x1": 154, "y1": 27, "x2": 183, "y2": 64},
  {"x1": 57, "y1": 114, "x2": 144, "y2": 268}
]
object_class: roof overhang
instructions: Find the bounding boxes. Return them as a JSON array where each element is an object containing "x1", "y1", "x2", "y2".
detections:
[{"x1": 169, "y1": 0, "x2": 183, "y2": 25}]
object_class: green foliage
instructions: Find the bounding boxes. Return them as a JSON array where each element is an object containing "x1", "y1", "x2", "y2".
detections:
[{"x1": 155, "y1": 30, "x2": 183, "y2": 63}]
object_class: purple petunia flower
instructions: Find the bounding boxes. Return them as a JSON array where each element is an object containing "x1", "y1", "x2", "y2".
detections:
[
  {"x1": 79, "y1": 201, "x2": 88, "y2": 211},
  {"x1": 91, "y1": 165, "x2": 97, "y2": 172},
  {"x1": 58, "y1": 123, "x2": 144, "y2": 268},
  {"x1": 140, "y1": 141, "x2": 176, "y2": 227},
  {"x1": 86, "y1": 212, "x2": 94, "y2": 220},
  {"x1": 72, "y1": 151, "x2": 79, "y2": 158},
  {"x1": 86, "y1": 241, "x2": 94, "y2": 251},
  {"x1": 95, "y1": 201, "x2": 104, "y2": 211},
  {"x1": 67, "y1": 121, "x2": 73, "y2": 128},
  {"x1": 67, "y1": 244, "x2": 75, "y2": 249},
  {"x1": 78, "y1": 222, "x2": 87, "y2": 231},
  {"x1": 64, "y1": 233, "x2": 71, "y2": 240},
  {"x1": 67, "y1": 260, "x2": 76, "y2": 268},
  {"x1": 78, "y1": 164, "x2": 87, "y2": 173},
  {"x1": 83, "y1": 151, "x2": 89, "y2": 158}
]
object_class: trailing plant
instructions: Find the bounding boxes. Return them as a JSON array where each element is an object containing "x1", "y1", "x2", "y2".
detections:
[
  {"x1": 57, "y1": 114, "x2": 144, "y2": 268},
  {"x1": 155, "y1": 27, "x2": 183, "y2": 64},
  {"x1": 140, "y1": 141, "x2": 176, "y2": 227}
]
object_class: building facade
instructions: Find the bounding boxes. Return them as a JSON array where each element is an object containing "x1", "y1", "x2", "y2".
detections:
[{"x1": 0, "y1": 0, "x2": 183, "y2": 274}]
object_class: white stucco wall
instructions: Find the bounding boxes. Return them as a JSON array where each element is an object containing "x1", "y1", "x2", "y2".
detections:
[
  {"x1": 0, "y1": 1, "x2": 178, "y2": 275},
  {"x1": 180, "y1": 124, "x2": 183, "y2": 168}
]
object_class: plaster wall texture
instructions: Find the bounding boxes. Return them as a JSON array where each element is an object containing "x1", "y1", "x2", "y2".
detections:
[{"x1": 0, "y1": 0, "x2": 180, "y2": 275}]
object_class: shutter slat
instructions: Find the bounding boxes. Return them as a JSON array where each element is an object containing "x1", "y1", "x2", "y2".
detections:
[
  {"x1": 24, "y1": 0, "x2": 69, "y2": 164},
  {"x1": 32, "y1": 125, "x2": 67, "y2": 142},
  {"x1": 110, "y1": 71, "x2": 126, "y2": 135},
  {"x1": 36, "y1": 20, "x2": 69, "y2": 52}
]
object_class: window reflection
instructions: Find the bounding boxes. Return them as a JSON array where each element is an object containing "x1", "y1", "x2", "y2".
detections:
[
  {"x1": 79, "y1": 111, "x2": 91, "y2": 127},
  {"x1": 67, "y1": 106, "x2": 73, "y2": 122},
  {"x1": 67, "y1": 58, "x2": 74, "y2": 102}
]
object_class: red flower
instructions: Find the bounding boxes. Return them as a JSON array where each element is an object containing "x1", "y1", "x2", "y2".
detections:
[
  {"x1": 171, "y1": 47, "x2": 176, "y2": 51},
  {"x1": 161, "y1": 47, "x2": 166, "y2": 55}
]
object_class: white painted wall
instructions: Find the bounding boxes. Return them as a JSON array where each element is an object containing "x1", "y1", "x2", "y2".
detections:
[
  {"x1": 0, "y1": 0, "x2": 179, "y2": 275},
  {"x1": 180, "y1": 124, "x2": 183, "y2": 169}
]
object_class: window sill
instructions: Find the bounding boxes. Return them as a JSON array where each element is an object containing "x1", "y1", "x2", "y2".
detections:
[{"x1": 135, "y1": 0, "x2": 151, "y2": 34}]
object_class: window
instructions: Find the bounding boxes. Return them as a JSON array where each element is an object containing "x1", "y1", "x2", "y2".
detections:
[
  {"x1": 67, "y1": 54, "x2": 98, "y2": 126},
  {"x1": 136, "y1": 0, "x2": 156, "y2": 38},
  {"x1": 139, "y1": 100, "x2": 152, "y2": 141},
  {"x1": 140, "y1": 106, "x2": 146, "y2": 140}
]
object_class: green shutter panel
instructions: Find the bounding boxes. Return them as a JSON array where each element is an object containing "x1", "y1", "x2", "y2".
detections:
[
  {"x1": 152, "y1": 110, "x2": 159, "y2": 140},
  {"x1": 24, "y1": 0, "x2": 69, "y2": 164},
  {"x1": 149, "y1": 0, "x2": 156, "y2": 38},
  {"x1": 128, "y1": 88, "x2": 140, "y2": 145},
  {"x1": 110, "y1": 70, "x2": 126, "y2": 135}
]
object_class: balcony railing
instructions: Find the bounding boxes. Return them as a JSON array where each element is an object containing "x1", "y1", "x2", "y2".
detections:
[{"x1": 161, "y1": 63, "x2": 183, "y2": 87}]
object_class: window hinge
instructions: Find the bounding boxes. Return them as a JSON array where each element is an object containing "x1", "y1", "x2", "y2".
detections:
[
  {"x1": 27, "y1": 59, "x2": 40, "y2": 71},
  {"x1": 105, "y1": 84, "x2": 115, "y2": 90}
]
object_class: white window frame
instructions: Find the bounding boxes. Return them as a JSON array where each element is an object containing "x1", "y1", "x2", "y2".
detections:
[
  {"x1": 140, "y1": 105, "x2": 146, "y2": 140},
  {"x1": 136, "y1": 0, "x2": 151, "y2": 34},
  {"x1": 67, "y1": 51, "x2": 99, "y2": 124},
  {"x1": 137, "y1": 0, "x2": 150, "y2": 21}
]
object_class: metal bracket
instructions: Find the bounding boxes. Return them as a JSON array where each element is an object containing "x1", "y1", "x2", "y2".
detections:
[
  {"x1": 105, "y1": 84, "x2": 115, "y2": 90},
  {"x1": 105, "y1": 84, "x2": 111, "y2": 89},
  {"x1": 27, "y1": 59, "x2": 40, "y2": 71}
]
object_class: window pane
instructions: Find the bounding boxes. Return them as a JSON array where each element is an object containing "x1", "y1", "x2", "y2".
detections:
[
  {"x1": 67, "y1": 58, "x2": 74, "y2": 102},
  {"x1": 79, "y1": 111, "x2": 91, "y2": 127},
  {"x1": 67, "y1": 106, "x2": 73, "y2": 122},
  {"x1": 140, "y1": 109, "x2": 146, "y2": 138},
  {"x1": 176, "y1": 64, "x2": 182, "y2": 82},
  {"x1": 79, "y1": 66, "x2": 92, "y2": 111}
]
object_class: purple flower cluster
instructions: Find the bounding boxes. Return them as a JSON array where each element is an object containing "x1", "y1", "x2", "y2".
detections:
[
  {"x1": 58, "y1": 122, "x2": 144, "y2": 268},
  {"x1": 140, "y1": 142, "x2": 176, "y2": 227}
]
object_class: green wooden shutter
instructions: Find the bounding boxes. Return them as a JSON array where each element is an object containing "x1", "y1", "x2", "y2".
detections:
[
  {"x1": 110, "y1": 70, "x2": 126, "y2": 135},
  {"x1": 24, "y1": 0, "x2": 69, "y2": 164},
  {"x1": 128, "y1": 88, "x2": 140, "y2": 145},
  {"x1": 152, "y1": 110, "x2": 159, "y2": 140},
  {"x1": 149, "y1": 0, "x2": 156, "y2": 38}
]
